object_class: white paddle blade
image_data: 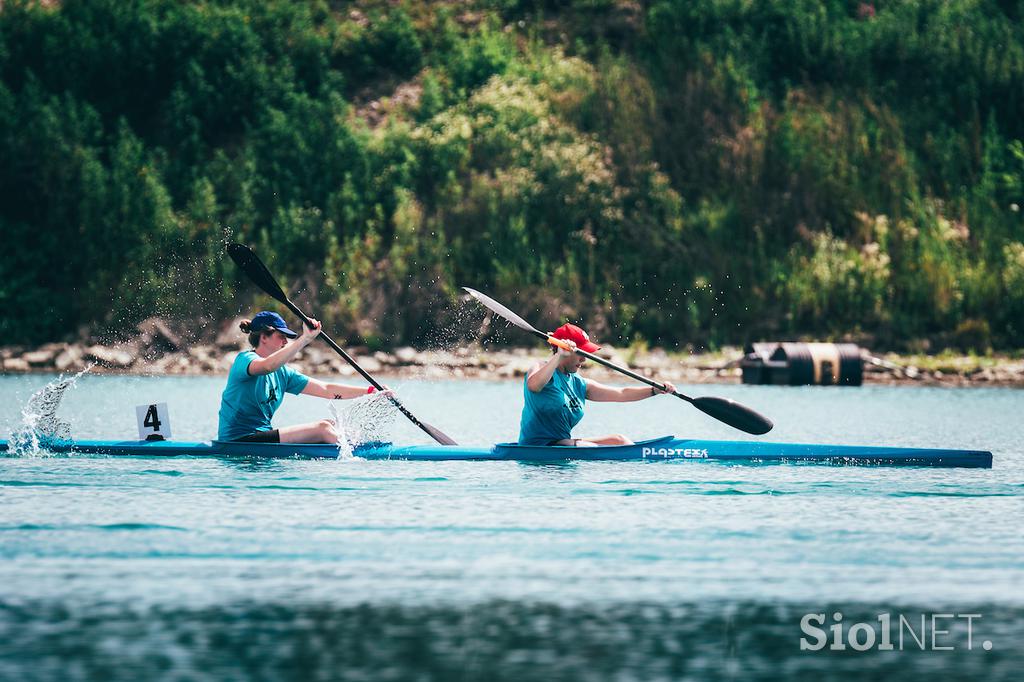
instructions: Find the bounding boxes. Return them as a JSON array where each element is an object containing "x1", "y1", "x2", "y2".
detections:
[{"x1": 462, "y1": 287, "x2": 540, "y2": 334}]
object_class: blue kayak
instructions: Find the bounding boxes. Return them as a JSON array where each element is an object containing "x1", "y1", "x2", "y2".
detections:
[{"x1": 0, "y1": 436, "x2": 993, "y2": 467}]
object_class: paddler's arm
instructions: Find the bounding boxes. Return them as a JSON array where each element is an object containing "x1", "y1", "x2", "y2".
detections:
[
  {"x1": 247, "y1": 319, "x2": 321, "y2": 376},
  {"x1": 586, "y1": 380, "x2": 677, "y2": 402},
  {"x1": 525, "y1": 339, "x2": 578, "y2": 392},
  {"x1": 301, "y1": 379, "x2": 381, "y2": 400}
]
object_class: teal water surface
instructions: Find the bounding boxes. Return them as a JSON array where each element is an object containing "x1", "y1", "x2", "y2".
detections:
[{"x1": 1, "y1": 374, "x2": 1022, "y2": 680}]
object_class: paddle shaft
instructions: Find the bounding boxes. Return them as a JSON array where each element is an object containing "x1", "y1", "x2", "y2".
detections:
[
  {"x1": 227, "y1": 243, "x2": 456, "y2": 445},
  {"x1": 543, "y1": 335, "x2": 695, "y2": 403},
  {"x1": 283, "y1": 298, "x2": 445, "y2": 437},
  {"x1": 281, "y1": 302, "x2": 377, "y2": 388},
  {"x1": 462, "y1": 286, "x2": 772, "y2": 434}
]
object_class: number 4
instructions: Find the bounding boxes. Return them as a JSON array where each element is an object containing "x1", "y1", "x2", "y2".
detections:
[
  {"x1": 143, "y1": 405, "x2": 162, "y2": 431},
  {"x1": 136, "y1": 403, "x2": 171, "y2": 441}
]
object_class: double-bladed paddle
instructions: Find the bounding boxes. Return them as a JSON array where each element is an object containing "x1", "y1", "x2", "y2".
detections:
[
  {"x1": 463, "y1": 287, "x2": 774, "y2": 435},
  {"x1": 227, "y1": 243, "x2": 457, "y2": 445}
]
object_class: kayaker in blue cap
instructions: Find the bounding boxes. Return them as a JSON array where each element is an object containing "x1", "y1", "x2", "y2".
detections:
[
  {"x1": 519, "y1": 323, "x2": 676, "y2": 446},
  {"x1": 217, "y1": 311, "x2": 379, "y2": 443}
]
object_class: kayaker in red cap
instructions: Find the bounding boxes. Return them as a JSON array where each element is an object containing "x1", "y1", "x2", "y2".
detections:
[{"x1": 518, "y1": 323, "x2": 676, "y2": 446}]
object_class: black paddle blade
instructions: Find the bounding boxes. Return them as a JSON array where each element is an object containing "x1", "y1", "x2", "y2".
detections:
[
  {"x1": 691, "y1": 396, "x2": 773, "y2": 435},
  {"x1": 421, "y1": 420, "x2": 458, "y2": 446},
  {"x1": 384, "y1": 394, "x2": 458, "y2": 445},
  {"x1": 228, "y1": 243, "x2": 289, "y2": 305},
  {"x1": 462, "y1": 287, "x2": 542, "y2": 336}
]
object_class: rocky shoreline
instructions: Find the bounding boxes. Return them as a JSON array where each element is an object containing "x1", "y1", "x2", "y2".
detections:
[{"x1": 2, "y1": 318, "x2": 1022, "y2": 388}]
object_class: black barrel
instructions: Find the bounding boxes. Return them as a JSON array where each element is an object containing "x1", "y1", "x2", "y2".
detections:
[
  {"x1": 836, "y1": 343, "x2": 864, "y2": 386},
  {"x1": 740, "y1": 343, "x2": 779, "y2": 384},
  {"x1": 772, "y1": 343, "x2": 814, "y2": 385},
  {"x1": 744, "y1": 342, "x2": 863, "y2": 386}
]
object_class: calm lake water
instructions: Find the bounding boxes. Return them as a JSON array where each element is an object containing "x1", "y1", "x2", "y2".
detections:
[{"x1": 1, "y1": 373, "x2": 1022, "y2": 681}]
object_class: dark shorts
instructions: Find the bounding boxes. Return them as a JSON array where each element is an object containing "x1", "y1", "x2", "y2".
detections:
[{"x1": 235, "y1": 429, "x2": 281, "y2": 444}]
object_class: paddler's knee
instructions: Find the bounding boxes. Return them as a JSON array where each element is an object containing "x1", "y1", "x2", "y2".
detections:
[
  {"x1": 607, "y1": 434, "x2": 632, "y2": 445},
  {"x1": 316, "y1": 419, "x2": 338, "y2": 440}
]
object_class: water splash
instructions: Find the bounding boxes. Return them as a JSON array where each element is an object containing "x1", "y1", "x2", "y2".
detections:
[
  {"x1": 328, "y1": 391, "x2": 399, "y2": 460},
  {"x1": 8, "y1": 366, "x2": 94, "y2": 456},
  {"x1": 326, "y1": 401, "x2": 353, "y2": 460}
]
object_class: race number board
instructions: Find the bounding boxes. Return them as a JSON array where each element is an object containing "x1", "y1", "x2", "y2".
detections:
[{"x1": 136, "y1": 403, "x2": 171, "y2": 441}]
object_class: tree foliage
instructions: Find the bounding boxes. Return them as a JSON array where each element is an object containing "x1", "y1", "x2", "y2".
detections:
[{"x1": 1, "y1": 0, "x2": 1021, "y2": 349}]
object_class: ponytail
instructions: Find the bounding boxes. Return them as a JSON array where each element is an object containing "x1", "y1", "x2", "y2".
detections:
[{"x1": 240, "y1": 320, "x2": 263, "y2": 348}]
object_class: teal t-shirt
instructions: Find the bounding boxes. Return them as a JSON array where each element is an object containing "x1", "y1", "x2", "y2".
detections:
[
  {"x1": 518, "y1": 369, "x2": 588, "y2": 445},
  {"x1": 217, "y1": 351, "x2": 310, "y2": 440}
]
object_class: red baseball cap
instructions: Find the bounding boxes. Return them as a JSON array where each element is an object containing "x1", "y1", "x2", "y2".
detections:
[{"x1": 551, "y1": 323, "x2": 601, "y2": 353}]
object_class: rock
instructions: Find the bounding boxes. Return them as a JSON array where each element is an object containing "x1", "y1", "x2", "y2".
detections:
[
  {"x1": 471, "y1": 354, "x2": 494, "y2": 368},
  {"x1": 19, "y1": 342, "x2": 63, "y2": 366},
  {"x1": 329, "y1": 358, "x2": 356, "y2": 376},
  {"x1": 137, "y1": 317, "x2": 183, "y2": 352},
  {"x1": 420, "y1": 365, "x2": 449, "y2": 379},
  {"x1": 418, "y1": 351, "x2": 449, "y2": 368},
  {"x1": 606, "y1": 354, "x2": 630, "y2": 368},
  {"x1": 55, "y1": 346, "x2": 85, "y2": 371},
  {"x1": 3, "y1": 358, "x2": 30, "y2": 372},
  {"x1": 188, "y1": 345, "x2": 219, "y2": 368},
  {"x1": 22, "y1": 349, "x2": 58, "y2": 366},
  {"x1": 216, "y1": 317, "x2": 249, "y2": 349},
  {"x1": 373, "y1": 351, "x2": 394, "y2": 366},
  {"x1": 301, "y1": 346, "x2": 329, "y2": 367},
  {"x1": 354, "y1": 356, "x2": 382, "y2": 373},
  {"x1": 635, "y1": 348, "x2": 670, "y2": 367},
  {"x1": 497, "y1": 358, "x2": 534, "y2": 378},
  {"x1": 166, "y1": 356, "x2": 192, "y2": 374},
  {"x1": 188, "y1": 346, "x2": 206, "y2": 360},
  {"x1": 394, "y1": 347, "x2": 418, "y2": 364},
  {"x1": 85, "y1": 345, "x2": 135, "y2": 369},
  {"x1": 213, "y1": 353, "x2": 236, "y2": 372}
]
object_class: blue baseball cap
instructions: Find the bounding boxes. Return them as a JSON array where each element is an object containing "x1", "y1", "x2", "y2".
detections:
[{"x1": 250, "y1": 311, "x2": 299, "y2": 338}]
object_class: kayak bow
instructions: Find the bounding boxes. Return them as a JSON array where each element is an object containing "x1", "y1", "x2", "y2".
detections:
[{"x1": 0, "y1": 436, "x2": 993, "y2": 467}]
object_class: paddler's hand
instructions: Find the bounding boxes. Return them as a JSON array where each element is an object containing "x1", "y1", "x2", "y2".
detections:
[
  {"x1": 652, "y1": 381, "x2": 676, "y2": 396},
  {"x1": 555, "y1": 339, "x2": 578, "y2": 357},
  {"x1": 299, "y1": 318, "x2": 322, "y2": 346}
]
